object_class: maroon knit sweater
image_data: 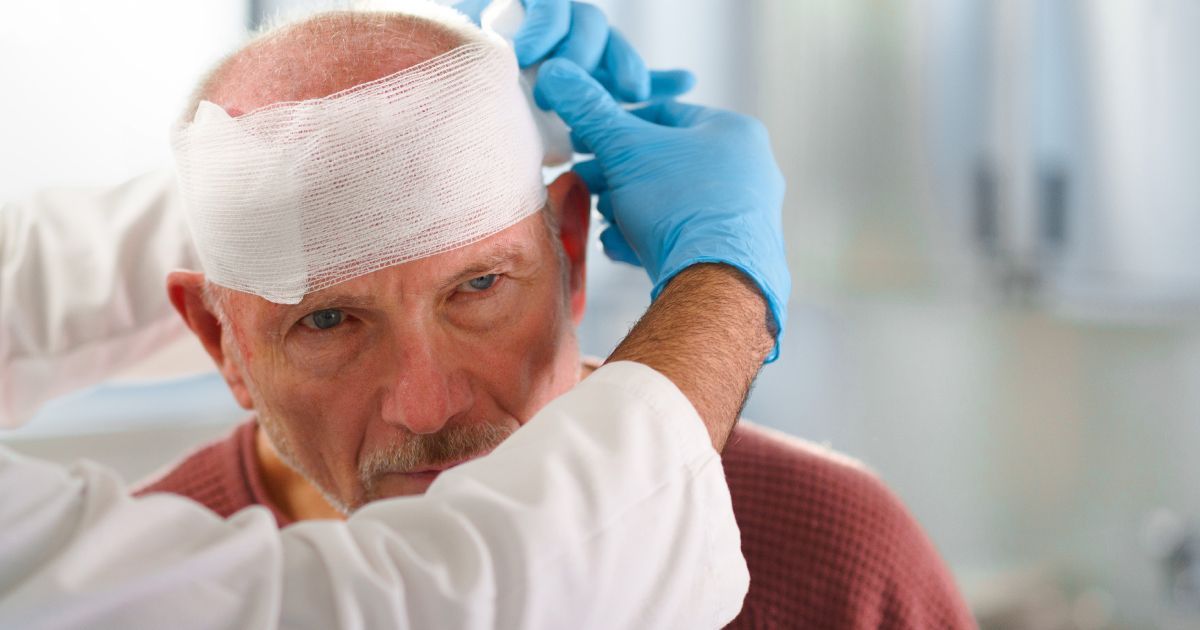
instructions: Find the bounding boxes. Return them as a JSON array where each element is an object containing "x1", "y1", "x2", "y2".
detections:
[{"x1": 137, "y1": 420, "x2": 975, "y2": 629}]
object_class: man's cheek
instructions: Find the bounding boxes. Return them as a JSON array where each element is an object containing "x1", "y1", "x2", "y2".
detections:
[
  {"x1": 264, "y1": 387, "x2": 356, "y2": 470},
  {"x1": 508, "y1": 324, "x2": 576, "y2": 422},
  {"x1": 247, "y1": 358, "x2": 339, "y2": 433}
]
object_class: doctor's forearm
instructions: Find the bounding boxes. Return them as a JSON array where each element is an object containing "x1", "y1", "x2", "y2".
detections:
[{"x1": 607, "y1": 263, "x2": 775, "y2": 451}]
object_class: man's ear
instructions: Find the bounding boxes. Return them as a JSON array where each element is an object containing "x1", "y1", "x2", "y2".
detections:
[
  {"x1": 166, "y1": 271, "x2": 254, "y2": 410},
  {"x1": 546, "y1": 171, "x2": 591, "y2": 325}
]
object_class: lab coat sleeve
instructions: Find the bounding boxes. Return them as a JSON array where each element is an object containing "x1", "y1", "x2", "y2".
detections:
[
  {"x1": 0, "y1": 169, "x2": 195, "y2": 428},
  {"x1": 0, "y1": 361, "x2": 749, "y2": 629}
]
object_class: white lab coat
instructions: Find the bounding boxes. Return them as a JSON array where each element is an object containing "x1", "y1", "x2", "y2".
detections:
[
  {"x1": 0, "y1": 173, "x2": 749, "y2": 628},
  {"x1": 0, "y1": 169, "x2": 194, "y2": 427}
]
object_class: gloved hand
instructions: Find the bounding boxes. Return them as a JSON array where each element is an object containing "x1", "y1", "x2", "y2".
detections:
[
  {"x1": 456, "y1": 0, "x2": 694, "y2": 102},
  {"x1": 533, "y1": 59, "x2": 791, "y2": 361}
]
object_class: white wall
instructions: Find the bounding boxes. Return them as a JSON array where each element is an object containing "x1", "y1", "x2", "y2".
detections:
[{"x1": 0, "y1": 0, "x2": 247, "y2": 198}]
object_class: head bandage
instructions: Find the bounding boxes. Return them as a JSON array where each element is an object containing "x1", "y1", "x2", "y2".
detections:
[{"x1": 172, "y1": 36, "x2": 546, "y2": 304}]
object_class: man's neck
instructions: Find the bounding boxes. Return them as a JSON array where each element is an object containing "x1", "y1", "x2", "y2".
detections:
[{"x1": 256, "y1": 358, "x2": 604, "y2": 523}]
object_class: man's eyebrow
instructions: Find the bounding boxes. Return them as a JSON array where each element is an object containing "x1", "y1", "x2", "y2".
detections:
[
  {"x1": 279, "y1": 293, "x2": 377, "y2": 319},
  {"x1": 445, "y1": 242, "x2": 532, "y2": 283}
]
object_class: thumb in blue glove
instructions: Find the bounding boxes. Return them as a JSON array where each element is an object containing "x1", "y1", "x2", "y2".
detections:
[{"x1": 534, "y1": 58, "x2": 791, "y2": 362}]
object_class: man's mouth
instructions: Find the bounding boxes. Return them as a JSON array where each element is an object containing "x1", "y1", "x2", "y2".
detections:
[
  {"x1": 407, "y1": 448, "x2": 494, "y2": 475},
  {"x1": 370, "y1": 448, "x2": 498, "y2": 496}
]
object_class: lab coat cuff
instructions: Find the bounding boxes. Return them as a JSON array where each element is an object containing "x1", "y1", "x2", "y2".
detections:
[{"x1": 584, "y1": 361, "x2": 717, "y2": 471}]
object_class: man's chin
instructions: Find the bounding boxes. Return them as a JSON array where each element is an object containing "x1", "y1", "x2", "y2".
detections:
[{"x1": 368, "y1": 471, "x2": 443, "y2": 498}]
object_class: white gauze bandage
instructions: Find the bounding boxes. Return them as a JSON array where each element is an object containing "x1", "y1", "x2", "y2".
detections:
[{"x1": 172, "y1": 38, "x2": 546, "y2": 304}]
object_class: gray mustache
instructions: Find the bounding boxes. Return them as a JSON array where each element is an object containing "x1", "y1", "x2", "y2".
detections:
[{"x1": 359, "y1": 421, "x2": 515, "y2": 491}]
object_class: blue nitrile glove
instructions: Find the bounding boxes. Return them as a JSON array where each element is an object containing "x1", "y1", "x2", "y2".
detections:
[
  {"x1": 533, "y1": 59, "x2": 791, "y2": 362},
  {"x1": 455, "y1": 0, "x2": 695, "y2": 102}
]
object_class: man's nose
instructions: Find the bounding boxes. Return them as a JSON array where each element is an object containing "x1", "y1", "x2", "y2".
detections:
[{"x1": 379, "y1": 336, "x2": 473, "y2": 435}]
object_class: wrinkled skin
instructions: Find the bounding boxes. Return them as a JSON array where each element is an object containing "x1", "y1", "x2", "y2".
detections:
[{"x1": 169, "y1": 174, "x2": 591, "y2": 512}]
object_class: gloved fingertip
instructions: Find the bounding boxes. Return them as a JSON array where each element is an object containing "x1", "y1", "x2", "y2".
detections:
[
  {"x1": 600, "y1": 226, "x2": 642, "y2": 266},
  {"x1": 533, "y1": 86, "x2": 552, "y2": 111},
  {"x1": 513, "y1": 38, "x2": 549, "y2": 68},
  {"x1": 596, "y1": 191, "x2": 614, "y2": 220},
  {"x1": 615, "y1": 67, "x2": 651, "y2": 103},
  {"x1": 678, "y1": 70, "x2": 697, "y2": 91},
  {"x1": 649, "y1": 69, "x2": 696, "y2": 100}
]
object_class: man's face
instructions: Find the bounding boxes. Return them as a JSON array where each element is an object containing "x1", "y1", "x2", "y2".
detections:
[{"x1": 183, "y1": 196, "x2": 588, "y2": 512}]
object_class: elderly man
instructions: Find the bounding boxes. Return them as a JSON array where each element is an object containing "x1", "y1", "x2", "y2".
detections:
[{"x1": 137, "y1": 5, "x2": 974, "y2": 629}]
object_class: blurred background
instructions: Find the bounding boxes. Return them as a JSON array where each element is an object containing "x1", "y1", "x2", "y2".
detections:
[{"x1": 2, "y1": 1, "x2": 1199, "y2": 627}]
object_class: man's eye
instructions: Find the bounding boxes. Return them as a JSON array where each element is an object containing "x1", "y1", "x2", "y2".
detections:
[
  {"x1": 300, "y1": 309, "x2": 345, "y2": 330},
  {"x1": 461, "y1": 274, "x2": 499, "y2": 293}
]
